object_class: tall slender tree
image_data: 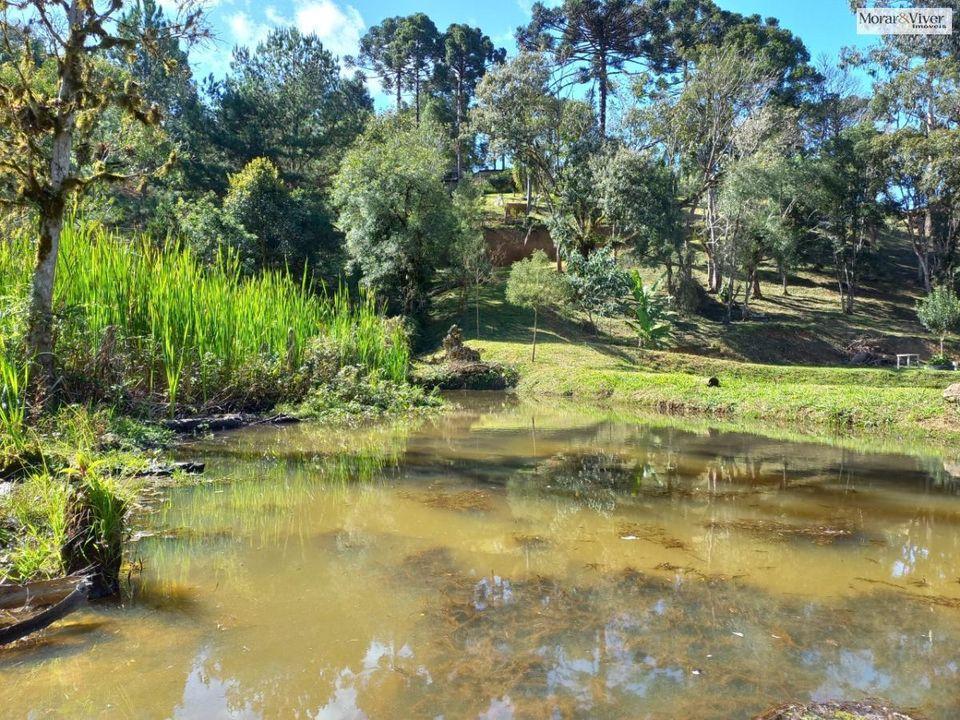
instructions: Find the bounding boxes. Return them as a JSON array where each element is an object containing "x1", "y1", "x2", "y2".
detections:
[
  {"x1": 517, "y1": 0, "x2": 670, "y2": 136},
  {"x1": 441, "y1": 24, "x2": 505, "y2": 179}
]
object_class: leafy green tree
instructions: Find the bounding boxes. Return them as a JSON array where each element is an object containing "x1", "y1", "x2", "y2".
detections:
[
  {"x1": 472, "y1": 52, "x2": 562, "y2": 211},
  {"x1": 593, "y1": 147, "x2": 684, "y2": 290},
  {"x1": 214, "y1": 28, "x2": 371, "y2": 188},
  {"x1": 845, "y1": 1, "x2": 960, "y2": 290},
  {"x1": 917, "y1": 285, "x2": 960, "y2": 358},
  {"x1": 640, "y1": 43, "x2": 776, "y2": 293},
  {"x1": 332, "y1": 117, "x2": 458, "y2": 315},
  {"x1": 626, "y1": 272, "x2": 674, "y2": 349},
  {"x1": 505, "y1": 250, "x2": 569, "y2": 361},
  {"x1": 564, "y1": 247, "x2": 631, "y2": 331},
  {"x1": 175, "y1": 193, "x2": 256, "y2": 268},
  {"x1": 807, "y1": 123, "x2": 886, "y2": 314},
  {"x1": 441, "y1": 24, "x2": 505, "y2": 179},
  {"x1": 449, "y1": 180, "x2": 493, "y2": 339},
  {"x1": 223, "y1": 158, "x2": 292, "y2": 270},
  {"x1": 517, "y1": 0, "x2": 669, "y2": 136},
  {"x1": 0, "y1": 0, "x2": 206, "y2": 387}
]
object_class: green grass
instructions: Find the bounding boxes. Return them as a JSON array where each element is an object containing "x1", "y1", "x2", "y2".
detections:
[
  {"x1": 0, "y1": 219, "x2": 410, "y2": 413},
  {"x1": 423, "y1": 268, "x2": 960, "y2": 443}
]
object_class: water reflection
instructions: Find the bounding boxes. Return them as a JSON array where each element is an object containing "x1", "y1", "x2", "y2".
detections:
[{"x1": 5, "y1": 394, "x2": 960, "y2": 718}]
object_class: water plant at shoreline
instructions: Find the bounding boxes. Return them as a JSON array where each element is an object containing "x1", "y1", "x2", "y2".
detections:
[{"x1": 0, "y1": 219, "x2": 411, "y2": 415}]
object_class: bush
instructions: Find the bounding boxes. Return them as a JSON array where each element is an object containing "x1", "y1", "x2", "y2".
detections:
[{"x1": 564, "y1": 247, "x2": 631, "y2": 329}]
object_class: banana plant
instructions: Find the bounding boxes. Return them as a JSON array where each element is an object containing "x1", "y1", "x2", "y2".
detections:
[{"x1": 626, "y1": 271, "x2": 675, "y2": 349}]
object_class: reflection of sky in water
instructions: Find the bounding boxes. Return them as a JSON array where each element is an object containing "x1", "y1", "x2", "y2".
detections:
[
  {"x1": 892, "y1": 540, "x2": 930, "y2": 578},
  {"x1": 173, "y1": 646, "x2": 259, "y2": 720},
  {"x1": 314, "y1": 639, "x2": 419, "y2": 720},
  {"x1": 812, "y1": 649, "x2": 891, "y2": 702}
]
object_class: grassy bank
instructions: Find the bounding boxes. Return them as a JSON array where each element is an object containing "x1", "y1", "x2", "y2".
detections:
[
  {"x1": 1, "y1": 219, "x2": 433, "y2": 584},
  {"x1": 424, "y1": 271, "x2": 960, "y2": 443}
]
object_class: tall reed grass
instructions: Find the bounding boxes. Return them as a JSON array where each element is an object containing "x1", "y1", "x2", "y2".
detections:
[{"x1": 0, "y1": 219, "x2": 410, "y2": 413}]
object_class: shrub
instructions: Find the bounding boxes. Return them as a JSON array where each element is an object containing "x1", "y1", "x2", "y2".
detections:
[{"x1": 917, "y1": 285, "x2": 960, "y2": 357}]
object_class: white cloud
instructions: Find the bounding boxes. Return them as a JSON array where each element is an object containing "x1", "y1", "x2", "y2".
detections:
[
  {"x1": 227, "y1": 11, "x2": 271, "y2": 46},
  {"x1": 293, "y1": 0, "x2": 365, "y2": 59}
]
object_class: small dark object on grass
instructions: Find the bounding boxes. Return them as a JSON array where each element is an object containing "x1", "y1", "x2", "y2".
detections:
[
  {"x1": 754, "y1": 699, "x2": 920, "y2": 719},
  {"x1": 707, "y1": 376, "x2": 720, "y2": 387}
]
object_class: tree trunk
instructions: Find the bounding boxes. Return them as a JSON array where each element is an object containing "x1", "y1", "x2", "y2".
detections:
[
  {"x1": 455, "y1": 76, "x2": 463, "y2": 181},
  {"x1": 598, "y1": 53, "x2": 608, "y2": 138},
  {"x1": 780, "y1": 269, "x2": 789, "y2": 296},
  {"x1": 27, "y1": 16, "x2": 78, "y2": 392},
  {"x1": 27, "y1": 211, "x2": 65, "y2": 388},
  {"x1": 531, "y1": 306, "x2": 538, "y2": 362},
  {"x1": 414, "y1": 73, "x2": 421, "y2": 124},
  {"x1": 751, "y1": 270, "x2": 762, "y2": 300},
  {"x1": 525, "y1": 172, "x2": 532, "y2": 213},
  {"x1": 395, "y1": 69, "x2": 402, "y2": 112}
]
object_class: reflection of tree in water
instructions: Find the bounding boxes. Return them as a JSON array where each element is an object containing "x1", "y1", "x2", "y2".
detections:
[{"x1": 380, "y1": 547, "x2": 960, "y2": 720}]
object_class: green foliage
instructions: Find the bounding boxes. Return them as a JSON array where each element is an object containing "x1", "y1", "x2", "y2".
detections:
[
  {"x1": 626, "y1": 271, "x2": 674, "y2": 349},
  {"x1": 564, "y1": 247, "x2": 631, "y2": 328},
  {"x1": 594, "y1": 147, "x2": 684, "y2": 267},
  {"x1": 917, "y1": 285, "x2": 960, "y2": 356},
  {"x1": 213, "y1": 27, "x2": 371, "y2": 188},
  {"x1": 289, "y1": 366, "x2": 441, "y2": 424},
  {"x1": 332, "y1": 116, "x2": 458, "y2": 315},
  {"x1": 506, "y1": 250, "x2": 569, "y2": 361},
  {"x1": 223, "y1": 158, "x2": 292, "y2": 269},
  {"x1": 0, "y1": 219, "x2": 410, "y2": 412},
  {"x1": 174, "y1": 192, "x2": 256, "y2": 268}
]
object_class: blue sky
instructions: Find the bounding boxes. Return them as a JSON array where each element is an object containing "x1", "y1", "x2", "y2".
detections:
[{"x1": 183, "y1": 0, "x2": 881, "y2": 93}]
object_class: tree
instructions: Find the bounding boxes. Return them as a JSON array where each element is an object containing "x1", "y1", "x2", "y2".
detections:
[
  {"x1": 175, "y1": 193, "x2": 256, "y2": 268},
  {"x1": 918, "y1": 286, "x2": 960, "y2": 358},
  {"x1": 593, "y1": 146, "x2": 684, "y2": 290},
  {"x1": 213, "y1": 27, "x2": 371, "y2": 188},
  {"x1": 564, "y1": 247, "x2": 630, "y2": 331},
  {"x1": 808, "y1": 123, "x2": 885, "y2": 314},
  {"x1": 351, "y1": 14, "x2": 441, "y2": 123},
  {"x1": 332, "y1": 116, "x2": 458, "y2": 315},
  {"x1": 441, "y1": 24, "x2": 505, "y2": 179},
  {"x1": 642, "y1": 43, "x2": 776, "y2": 293},
  {"x1": 517, "y1": 0, "x2": 669, "y2": 136},
  {"x1": 472, "y1": 52, "x2": 561, "y2": 212},
  {"x1": 505, "y1": 250, "x2": 569, "y2": 361},
  {"x1": 223, "y1": 158, "x2": 291, "y2": 270},
  {"x1": 845, "y1": 1, "x2": 960, "y2": 290},
  {"x1": 0, "y1": 0, "x2": 206, "y2": 388},
  {"x1": 449, "y1": 179, "x2": 492, "y2": 339}
]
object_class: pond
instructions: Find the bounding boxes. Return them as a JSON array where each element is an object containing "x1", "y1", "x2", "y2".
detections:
[{"x1": 3, "y1": 393, "x2": 960, "y2": 719}]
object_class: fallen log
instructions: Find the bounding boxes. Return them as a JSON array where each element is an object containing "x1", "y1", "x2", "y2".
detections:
[
  {"x1": 0, "y1": 574, "x2": 86, "y2": 610},
  {"x1": 163, "y1": 414, "x2": 245, "y2": 434},
  {"x1": 0, "y1": 577, "x2": 91, "y2": 646}
]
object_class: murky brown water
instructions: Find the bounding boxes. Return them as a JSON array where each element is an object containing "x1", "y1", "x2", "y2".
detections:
[{"x1": 4, "y1": 394, "x2": 960, "y2": 719}]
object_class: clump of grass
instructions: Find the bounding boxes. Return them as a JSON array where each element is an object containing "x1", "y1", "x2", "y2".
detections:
[
  {"x1": 0, "y1": 472, "x2": 71, "y2": 581},
  {"x1": 287, "y1": 366, "x2": 442, "y2": 424},
  {"x1": 1, "y1": 219, "x2": 412, "y2": 414}
]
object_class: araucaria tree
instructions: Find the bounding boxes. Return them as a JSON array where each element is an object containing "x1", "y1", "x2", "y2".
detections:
[
  {"x1": 441, "y1": 24, "x2": 504, "y2": 179},
  {"x1": 332, "y1": 116, "x2": 459, "y2": 315},
  {"x1": 0, "y1": 0, "x2": 206, "y2": 388},
  {"x1": 351, "y1": 14, "x2": 441, "y2": 123},
  {"x1": 517, "y1": 0, "x2": 667, "y2": 136}
]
